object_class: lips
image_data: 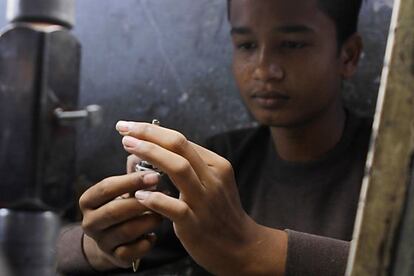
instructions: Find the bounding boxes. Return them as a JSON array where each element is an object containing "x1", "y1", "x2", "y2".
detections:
[{"x1": 251, "y1": 91, "x2": 290, "y2": 108}]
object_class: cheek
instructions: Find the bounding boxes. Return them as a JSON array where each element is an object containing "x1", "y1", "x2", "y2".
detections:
[
  {"x1": 284, "y1": 55, "x2": 341, "y2": 116},
  {"x1": 310, "y1": 58, "x2": 341, "y2": 93},
  {"x1": 290, "y1": 53, "x2": 340, "y2": 90},
  {"x1": 232, "y1": 58, "x2": 254, "y2": 90}
]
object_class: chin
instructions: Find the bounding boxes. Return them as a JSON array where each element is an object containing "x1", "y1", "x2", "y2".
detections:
[
  {"x1": 254, "y1": 113, "x2": 310, "y2": 129},
  {"x1": 255, "y1": 116, "x2": 289, "y2": 127}
]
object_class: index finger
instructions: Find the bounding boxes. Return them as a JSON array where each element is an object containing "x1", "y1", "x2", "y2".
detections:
[
  {"x1": 79, "y1": 172, "x2": 157, "y2": 211},
  {"x1": 116, "y1": 121, "x2": 212, "y2": 183}
]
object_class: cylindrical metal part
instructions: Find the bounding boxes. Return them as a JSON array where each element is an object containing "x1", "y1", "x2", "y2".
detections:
[
  {"x1": 6, "y1": 0, "x2": 75, "y2": 28},
  {"x1": 0, "y1": 209, "x2": 60, "y2": 276},
  {"x1": 0, "y1": 24, "x2": 81, "y2": 211}
]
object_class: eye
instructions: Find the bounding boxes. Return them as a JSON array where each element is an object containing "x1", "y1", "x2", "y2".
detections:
[
  {"x1": 236, "y1": 42, "x2": 257, "y2": 51},
  {"x1": 280, "y1": 41, "x2": 307, "y2": 49}
]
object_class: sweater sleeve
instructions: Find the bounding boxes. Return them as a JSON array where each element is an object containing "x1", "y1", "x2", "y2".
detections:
[
  {"x1": 285, "y1": 230, "x2": 350, "y2": 276},
  {"x1": 56, "y1": 224, "x2": 100, "y2": 275}
]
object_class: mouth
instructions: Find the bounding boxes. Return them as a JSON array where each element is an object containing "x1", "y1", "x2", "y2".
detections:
[{"x1": 251, "y1": 91, "x2": 290, "y2": 108}]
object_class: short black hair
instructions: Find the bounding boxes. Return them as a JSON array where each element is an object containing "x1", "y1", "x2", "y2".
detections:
[
  {"x1": 317, "y1": 0, "x2": 362, "y2": 45},
  {"x1": 227, "y1": 0, "x2": 363, "y2": 46}
]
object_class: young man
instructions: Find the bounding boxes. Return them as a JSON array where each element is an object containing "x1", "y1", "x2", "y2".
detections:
[{"x1": 58, "y1": 0, "x2": 371, "y2": 275}]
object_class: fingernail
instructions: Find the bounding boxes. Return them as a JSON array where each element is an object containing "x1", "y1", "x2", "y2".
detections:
[
  {"x1": 135, "y1": 190, "x2": 152, "y2": 201},
  {"x1": 116, "y1": 121, "x2": 130, "y2": 133},
  {"x1": 143, "y1": 173, "x2": 160, "y2": 185},
  {"x1": 123, "y1": 136, "x2": 140, "y2": 148}
]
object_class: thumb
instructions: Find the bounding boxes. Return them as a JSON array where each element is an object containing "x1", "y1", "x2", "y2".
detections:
[{"x1": 135, "y1": 191, "x2": 190, "y2": 222}]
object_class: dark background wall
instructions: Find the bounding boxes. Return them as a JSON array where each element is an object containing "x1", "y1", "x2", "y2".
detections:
[{"x1": 0, "y1": 0, "x2": 394, "y2": 185}]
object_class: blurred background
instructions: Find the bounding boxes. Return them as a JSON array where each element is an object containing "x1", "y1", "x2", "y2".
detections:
[{"x1": 0, "y1": 0, "x2": 394, "y2": 200}]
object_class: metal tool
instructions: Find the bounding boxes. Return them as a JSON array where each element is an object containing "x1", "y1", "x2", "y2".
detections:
[
  {"x1": 135, "y1": 119, "x2": 163, "y2": 175},
  {"x1": 0, "y1": 1, "x2": 101, "y2": 275}
]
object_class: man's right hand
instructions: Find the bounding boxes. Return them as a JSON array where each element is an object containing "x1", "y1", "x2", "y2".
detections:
[{"x1": 79, "y1": 171, "x2": 162, "y2": 271}]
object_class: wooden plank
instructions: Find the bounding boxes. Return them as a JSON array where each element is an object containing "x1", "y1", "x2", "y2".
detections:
[
  {"x1": 391, "y1": 160, "x2": 414, "y2": 275},
  {"x1": 346, "y1": 0, "x2": 414, "y2": 275}
]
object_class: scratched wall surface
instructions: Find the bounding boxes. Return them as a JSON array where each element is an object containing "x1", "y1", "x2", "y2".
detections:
[{"x1": 0, "y1": 0, "x2": 394, "y2": 182}]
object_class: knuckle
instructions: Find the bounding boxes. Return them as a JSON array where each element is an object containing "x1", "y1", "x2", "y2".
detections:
[
  {"x1": 138, "y1": 141, "x2": 154, "y2": 157},
  {"x1": 81, "y1": 218, "x2": 94, "y2": 235},
  {"x1": 78, "y1": 193, "x2": 88, "y2": 211},
  {"x1": 172, "y1": 159, "x2": 191, "y2": 176},
  {"x1": 216, "y1": 158, "x2": 235, "y2": 180},
  {"x1": 114, "y1": 239, "x2": 152, "y2": 263},
  {"x1": 96, "y1": 178, "x2": 114, "y2": 198},
  {"x1": 175, "y1": 204, "x2": 190, "y2": 221},
  {"x1": 113, "y1": 246, "x2": 132, "y2": 263},
  {"x1": 168, "y1": 133, "x2": 188, "y2": 153},
  {"x1": 139, "y1": 123, "x2": 152, "y2": 136},
  {"x1": 219, "y1": 158, "x2": 233, "y2": 173}
]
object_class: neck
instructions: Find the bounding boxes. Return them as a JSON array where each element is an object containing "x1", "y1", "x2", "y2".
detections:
[{"x1": 270, "y1": 102, "x2": 346, "y2": 162}]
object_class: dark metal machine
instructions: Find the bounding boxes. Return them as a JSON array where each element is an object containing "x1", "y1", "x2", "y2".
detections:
[{"x1": 0, "y1": 0, "x2": 101, "y2": 275}]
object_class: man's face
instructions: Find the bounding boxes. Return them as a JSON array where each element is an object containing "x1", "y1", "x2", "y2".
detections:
[{"x1": 230, "y1": 0, "x2": 344, "y2": 127}]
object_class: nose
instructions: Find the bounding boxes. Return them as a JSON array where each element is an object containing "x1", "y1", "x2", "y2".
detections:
[{"x1": 252, "y1": 48, "x2": 284, "y2": 82}]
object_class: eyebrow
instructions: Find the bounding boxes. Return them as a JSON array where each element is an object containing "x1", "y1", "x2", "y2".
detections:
[
  {"x1": 230, "y1": 25, "x2": 314, "y2": 35},
  {"x1": 274, "y1": 25, "x2": 314, "y2": 34},
  {"x1": 230, "y1": 27, "x2": 251, "y2": 35}
]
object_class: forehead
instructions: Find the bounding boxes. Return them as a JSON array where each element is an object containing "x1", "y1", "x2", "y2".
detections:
[{"x1": 230, "y1": 0, "x2": 334, "y2": 33}]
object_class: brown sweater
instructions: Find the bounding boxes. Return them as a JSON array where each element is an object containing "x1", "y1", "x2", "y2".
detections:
[{"x1": 57, "y1": 112, "x2": 372, "y2": 275}]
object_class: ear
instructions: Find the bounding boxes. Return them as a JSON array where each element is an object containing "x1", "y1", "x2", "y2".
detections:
[{"x1": 339, "y1": 33, "x2": 363, "y2": 79}]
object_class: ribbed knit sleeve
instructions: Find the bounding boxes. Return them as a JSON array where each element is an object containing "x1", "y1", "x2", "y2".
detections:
[
  {"x1": 285, "y1": 230, "x2": 350, "y2": 276},
  {"x1": 56, "y1": 224, "x2": 100, "y2": 275}
]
